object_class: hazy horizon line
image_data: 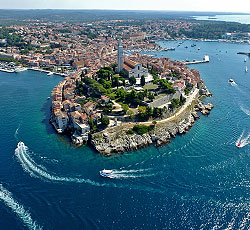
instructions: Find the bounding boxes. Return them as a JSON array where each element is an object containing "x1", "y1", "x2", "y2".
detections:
[{"x1": 0, "y1": 9, "x2": 249, "y2": 14}]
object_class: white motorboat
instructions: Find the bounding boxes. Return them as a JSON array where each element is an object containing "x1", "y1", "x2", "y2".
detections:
[
  {"x1": 229, "y1": 78, "x2": 235, "y2": 84},
  {"x1": 99, "y1": 169, "x2": 113, "y2": 177},
  {"x1": 246, "y1": 66, "x2": 248, "y2": 73},
  {"x1": 47, "y1": 72, "x2": 53, "y2": 76},
  {"x1": 17, "y1": 141, "x2": 25, "y2": 148}
]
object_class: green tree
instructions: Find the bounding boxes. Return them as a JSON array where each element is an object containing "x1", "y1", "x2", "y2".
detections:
[
  {"x1": 170, "y1": 98, "x2": 180, "y2": 109},
  {"x1": 129, "y1": 76, "x2": 136, "y2": 85},
  {"x1": 88, "y1": 118, "x2": 96, "y2": 131},
  {"x1": 132, "y1": 125, "x2": 151, "y2": 135},
  {"x1": 116, "y1": 88, "x2": 127, "y2": 102},
  {"x1": 101, "y1": 116, "x2": 110, "y2": 127},
  {"x1": 153, "y1": 107, "x2": 163, "y2": 118},
  {"x1": 127, "y1": 110, "x2": 135, "y2": 119},
  {"x1": 184, "y1": 87, "x2": 191, "y2": 95},
  {"x1": 121, "y1": 103, "x2": 129, "y2": 113},
  {"x1": 148, "y1": 92, "x2": 155, "y2": 101},
  {"x1": 141, "y1": 75, "x2": 145, "y2": 86}
]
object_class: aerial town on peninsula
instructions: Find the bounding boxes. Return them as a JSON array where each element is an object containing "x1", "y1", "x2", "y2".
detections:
[{"x1": 2, "y1": 17, "x2": 239, "y2": 154}]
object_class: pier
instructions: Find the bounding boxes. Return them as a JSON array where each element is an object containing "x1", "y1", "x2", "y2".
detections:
[
  {"x1": 183, "y1": 55, "x2": 210, "y2": 65},
  {"x1": 237, "y1": 52, "x2": 250, "y2": 57}
]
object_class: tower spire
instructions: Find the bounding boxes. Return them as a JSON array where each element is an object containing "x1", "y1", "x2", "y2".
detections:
[{"x1": 117, "y1": 38, "x2": 124, "y2": 73}]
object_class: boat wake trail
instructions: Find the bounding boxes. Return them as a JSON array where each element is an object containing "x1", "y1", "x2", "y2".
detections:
[
  {"x1": 107, "y1": 169, "x2": 154, "y2": 179},
  {"x1": 15, "y1": 143, "x2": 159, "y2": 194},
  {"x1": 14, "y1": 123, "x2": 21, "y2": 140},
  {"x1": 15, "y1": 143, "x2": 108, "y2": 187},
  {"x1": 0, "y1": 184, "x2": 42, "y2": 230},
  {"x1": 236, "y1": 130, "x2": 250, "y2": 148},
  {"x1": 240, "y1": 105, "x2": 250, "y2": 116},
  {"x1": 230, "y1": 81, "x2": 237, "y2": 87}
]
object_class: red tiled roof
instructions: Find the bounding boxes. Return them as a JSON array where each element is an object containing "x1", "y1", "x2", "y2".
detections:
[
  {"x1": 124, "y1": 59, "x2": 138, "y2": 68},
  {"x1": 123, "y1": 63, "x2": 132, "y2": 71}
]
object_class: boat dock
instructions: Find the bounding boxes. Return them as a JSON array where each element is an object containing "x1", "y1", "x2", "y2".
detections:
[
  {"x1": 183, "y1": 55, "x2": 210, "y2": 65},
  {"x1": 237, "y1": 52, "x2": 250, "y2": 57}
]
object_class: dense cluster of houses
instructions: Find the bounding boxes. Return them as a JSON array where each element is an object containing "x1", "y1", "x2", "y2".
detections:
[{"x1": 128, "y1": 53, "x2": 202, "y2": 93}]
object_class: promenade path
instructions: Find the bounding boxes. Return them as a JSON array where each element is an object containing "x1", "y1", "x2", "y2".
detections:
[{"x1": 139, "y1": 88, "x2": 199, "y2": 125}]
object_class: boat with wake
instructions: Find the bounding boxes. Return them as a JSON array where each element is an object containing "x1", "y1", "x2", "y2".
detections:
[
  {"x1": 237, "y1": 142, "x2": 243, "y2": 148},
  {"x1": 99, "y1": 169, "x2": 113, "y2": 178},
  {"x1": 229, "y1": 78, "x2": 235, "y2": 84},
  {"x1": 17, "y1": 141, "x2": 25, "y2": 149}
]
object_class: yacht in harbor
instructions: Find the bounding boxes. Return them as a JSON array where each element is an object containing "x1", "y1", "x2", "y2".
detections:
[
  {"x1": 14, "y1": 67, "x2": 27, "y2": 73},
  {"x1": 47, "y1": 72, "x2": 54, "y2": 76}
]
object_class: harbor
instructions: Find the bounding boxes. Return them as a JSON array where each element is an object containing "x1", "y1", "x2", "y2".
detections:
[
  {"x1": 183, "y1": 55, "x2": 210, "y2": 65},
  {"x1": 0, "y1": 62, "x2": 27, "y2": 73}
]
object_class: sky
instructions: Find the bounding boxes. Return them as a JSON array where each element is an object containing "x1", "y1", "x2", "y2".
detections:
[{"x1": 0, "y1": 0, "x2": 250, "y2": 13}]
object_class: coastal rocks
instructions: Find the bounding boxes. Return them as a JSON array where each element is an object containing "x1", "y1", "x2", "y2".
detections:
[
  {"x1": 199, "y1": 85, "x2": 212, "y2": 97},
  {"x1": 91, "y1": 133, "x2": 153, "y2": 155},
  {"x1": 192, "y1": 111, "x2": 200, "y2": 120},
  {"x1": 177, "y1": 114, "x2": 195, "y2": 134},
  {"x1": 91, "y1": 110, "x2": 200, "y2": 154},
  {"x1": 195, "y1": 101, "x2": 214, "y2": 116}
]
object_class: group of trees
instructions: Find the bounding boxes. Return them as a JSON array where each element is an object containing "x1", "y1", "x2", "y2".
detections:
[
  {"x1": 148, "y1": 66, "x2": 161, "y2": 80},
  {"x1": 138, "y1": 106, "x2": 164, "y2": 121},
  {"x1": 170, "y1": 95, "x2": 186, "y2": 109},
  {"x1": 0, "y1": 28, "x2": 33, "y2": 52},
  {"x1": 82, "y1": 77, "x2": 107, "y2": 95},
  {"x1": 132, "y1": 124, "x2": 152, "y2": 135},
  {"x1": 97, "y1": 67, "x2": 126, "y2": 89},
  {"x1": 153, "y1": 79, "x2": 176, "y2": 94},
  {"x1": 88, "y1": 115, "x2": 110, "y2": 132},
  {"x1": 116, "y1": 88, "x2": 150, "y2": 106}
]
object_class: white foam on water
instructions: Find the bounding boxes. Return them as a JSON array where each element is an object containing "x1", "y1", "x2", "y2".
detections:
[
  {"x1": 14, "y1": 142, "x2": 164, "y2": 194},
  {"x1": 0, "y1": 184, "x2": 42, "y2": 230},
  {"x1": 240, "y1": 105, "x2": 250, "y2": 116},
  {"x1": 14, "y1": 123, "x2": 21, "y2": 140},
  {"x1": 236, "y1": 130, "x2": 250, "y2": 148},
  {"x1": 15, "y1": 144, "x2": 109, "y2": 187}
]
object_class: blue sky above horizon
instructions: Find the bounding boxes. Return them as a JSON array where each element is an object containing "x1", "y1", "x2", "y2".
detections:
[{"x1": 0, "y1": 0, "x2": 250, "y2": 13}]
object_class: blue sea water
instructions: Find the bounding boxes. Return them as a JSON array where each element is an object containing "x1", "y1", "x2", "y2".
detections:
[
  {"x1": 0, "y1": 40, "x2": 250, "y2": 229},
  {"x1": 193, "y1": 14, "x2": 250, "y2": 24}
]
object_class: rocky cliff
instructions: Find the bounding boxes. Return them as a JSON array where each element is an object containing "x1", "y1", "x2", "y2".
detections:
[{"x1": 91, "y1": 111, "x2": 196, "y2": 155}]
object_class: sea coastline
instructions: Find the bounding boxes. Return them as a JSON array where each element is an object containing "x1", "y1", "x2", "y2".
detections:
[{"x1": 90, "y1": 85, "x2": 213, "y2": 155}]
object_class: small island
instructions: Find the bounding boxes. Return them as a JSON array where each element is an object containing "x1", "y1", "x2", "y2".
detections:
[{"x1": 50, "y1": 39, "x2": 213, "y2": 155}]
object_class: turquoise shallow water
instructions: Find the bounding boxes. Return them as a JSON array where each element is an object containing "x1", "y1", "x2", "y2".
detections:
[{"x1": 1, "y1": 40, "x2": 250, "y2": 229}]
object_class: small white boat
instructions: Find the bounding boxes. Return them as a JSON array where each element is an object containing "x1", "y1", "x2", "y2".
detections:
[
  {"x1": 17, "y1": 141, "x2": 25, "y2": 148},
  {"x1": 244, "y1": 58, "x2": 247, "y2": 62},
  {"x1": 47, "y1": 72, "x2": 53, "y2": 76},
  {"x1": 245, "y1": 66, "x2": 248, "y2": 73},
  {"x1": 99, "y1": 169, "x2": 113, "y2": 178},
  {"x1": 229, "y1": 78, "x2": 235, "y2": 84},
  {"x1": 47, "y1": 97, "x2": 50, "y2": 100}
]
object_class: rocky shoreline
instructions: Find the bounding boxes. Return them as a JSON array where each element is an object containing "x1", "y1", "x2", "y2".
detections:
[{"x1": 91, "y1": 97, "x2": 213, "y2": 155}]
